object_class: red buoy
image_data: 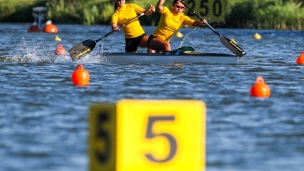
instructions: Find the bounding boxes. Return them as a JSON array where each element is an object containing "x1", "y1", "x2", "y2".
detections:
[
  {"x1": 250, "y1": 76, "x2": 271, "y2": 98},
  {"x1": 54, "y1": 44, "x2": 66, "y2": 56},
  {"x1": 296, "y1": 51, "x2": 304, "y2": 65},
  {"x1": 43, "y1": 20, "x2": 58, "y2": 33},
  {"x1": 71, "y1": 64, "x2": 90, "y2": 86},
  {"x1": 27, "y1": 22, "x2": 40, "y2": 32}
]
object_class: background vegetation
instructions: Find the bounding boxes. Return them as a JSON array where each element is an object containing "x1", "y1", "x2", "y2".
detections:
[
  {"x1": 226, "y1": 0, "x2": 304, "y2": 30},
  {"x1": 0, "y1": 0, "x2": 303, "y2": 30}
]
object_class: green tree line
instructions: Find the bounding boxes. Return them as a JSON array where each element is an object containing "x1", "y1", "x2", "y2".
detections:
[{"x1": 0, "y1": 0, "x2": 303, "y2": 30}]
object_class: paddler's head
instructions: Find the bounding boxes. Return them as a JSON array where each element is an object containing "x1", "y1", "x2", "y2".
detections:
[{"x1": 172, "y1": 0, "x2": 185, "y2": 14}]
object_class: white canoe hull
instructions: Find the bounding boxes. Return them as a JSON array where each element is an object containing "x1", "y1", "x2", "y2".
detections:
[{"x1": 102, "y1": 51, "x2": 239, "y2": 65}]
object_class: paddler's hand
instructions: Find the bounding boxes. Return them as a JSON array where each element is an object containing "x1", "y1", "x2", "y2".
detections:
[
  {"x1": 149, "y1": 4, "x2": 156, "y2": 13},
  {"x1": 113, "y1": 26, "x2": 120, "y2": 31},
  {"x1": 201, "y1": 19, "x2": 208, "y2": 25}
]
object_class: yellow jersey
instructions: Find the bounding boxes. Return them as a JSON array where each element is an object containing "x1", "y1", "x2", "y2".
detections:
[
  {"x1": 112, "y1": 4, "x2": 146, "y2": 39},
  {"x1": 152, "y1": 7, "x2": 195, "y2": 42}
]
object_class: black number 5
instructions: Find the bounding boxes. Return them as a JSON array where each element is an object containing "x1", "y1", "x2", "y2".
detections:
[
  {"x1": 200, "y1": 0, "x2": 209, "y2": 16},
  {"x1": 95, "y1": 112, "x2": 110, "y2": 163},
  {"x1": 145, "y1": 116, "x2": 177, "y2": 162}
]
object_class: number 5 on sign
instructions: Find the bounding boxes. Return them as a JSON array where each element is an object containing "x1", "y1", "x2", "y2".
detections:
[{"x1": 89, "y1": 100, "x2": 206, "y2": 171}]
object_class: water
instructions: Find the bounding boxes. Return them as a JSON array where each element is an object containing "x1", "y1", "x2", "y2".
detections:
[{"x1": 0, "y1": 23, "x2": 304, "y2": 171}]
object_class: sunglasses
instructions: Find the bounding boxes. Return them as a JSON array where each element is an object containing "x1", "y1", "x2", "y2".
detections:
[{"x1": 175, "y1": 5, "x2": 185, "y2": 9}]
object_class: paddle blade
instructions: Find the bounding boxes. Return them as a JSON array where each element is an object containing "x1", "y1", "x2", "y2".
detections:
[
  {"x1": 68, "y1": 39, "x2": 96, "y2": 61},
  {"x1": 220, "y1": 36, "x2": 246, "y2": 57}
]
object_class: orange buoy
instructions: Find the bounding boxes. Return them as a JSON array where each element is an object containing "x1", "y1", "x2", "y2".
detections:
[
  {"x1": 54, "y1": 44, "x2": 66, "y2": 56},
  {"x1": 296, "y1": 51, "x2": 304, "y2": 64},
  {"x1": 43, "y1": 20, "x2": 58, "y2": 33},
  {"x1": 71, "y1": 64, "x2": 90, "y2": 86},
  {"x1": 250, "y1": 76, "x2": 271, "y2": 98},
  {"x1": 27, "y1": 22, "x2": 40, "y2": 32}
]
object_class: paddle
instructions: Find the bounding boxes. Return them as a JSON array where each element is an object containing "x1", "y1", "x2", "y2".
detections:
[
  {"x1": 179, "y1": 0, "x2": 246, "y2": 57},
  {"x1": 68, "y1": 9, "x2": 151, "y2": 61}
]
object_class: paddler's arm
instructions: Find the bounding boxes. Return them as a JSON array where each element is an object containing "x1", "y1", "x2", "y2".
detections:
[
  {"x1": 111, "y1": 14, "x2": 120, "y2": 31},
  {"x1": 111, "y1": 23, "x2": 120, "y2": 31},
  {"x1": 192, "y1": 19, "x2": 208, "y2": 27},
  {"x1": 156, "y1": 0, "x2": 165, "y2": 12}
]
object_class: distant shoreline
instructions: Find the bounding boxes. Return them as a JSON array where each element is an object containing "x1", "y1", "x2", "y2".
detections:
[{"x1": 0, "y1": 0, "x2": 303, "y2": 30}]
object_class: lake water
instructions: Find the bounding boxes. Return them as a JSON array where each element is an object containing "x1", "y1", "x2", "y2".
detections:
[{"x1": 0, "y1": 23, "x2": 304, "y2": 171}]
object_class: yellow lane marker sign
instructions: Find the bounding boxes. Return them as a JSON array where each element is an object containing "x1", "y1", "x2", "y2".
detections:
[{"x1": 89, "y1": 99, "x2": 206, "y2": 171}]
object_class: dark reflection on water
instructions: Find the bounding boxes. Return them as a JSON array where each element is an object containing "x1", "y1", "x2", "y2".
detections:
[{"x1": 0, "y1": 23, "x2": 304, "y2": 171}]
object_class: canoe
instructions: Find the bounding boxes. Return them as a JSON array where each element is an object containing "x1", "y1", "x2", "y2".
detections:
[
  {"x1": 70, "y1": 42, "x2": 242, "y2": 64},
  {"x1": 69, "y1": 45, "x2": 241, "y2": 64},
  {"x1": 101, "y1": 51, "x2": 238, "y2": 65}
]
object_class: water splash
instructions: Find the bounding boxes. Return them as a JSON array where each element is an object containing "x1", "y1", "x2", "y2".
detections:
[
  {"x1": 179, "y1": 27, "x2": 199, "y2": 48},
  {"x1": 2, "y1": 37, "x2": 68, "y2": 63}
]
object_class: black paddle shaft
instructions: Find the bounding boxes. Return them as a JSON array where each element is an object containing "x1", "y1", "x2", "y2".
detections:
[{"x1": 95, "y1": 30, "x2": 117, "y2": 43}]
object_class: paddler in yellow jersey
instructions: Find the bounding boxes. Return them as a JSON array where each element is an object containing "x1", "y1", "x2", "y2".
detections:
[
  {"x1": 148, "y1": 0, "x2": 208, "y2": 52},
  {"x1": 112, "y1": 0, "x2": 155, "y2": 53}
]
